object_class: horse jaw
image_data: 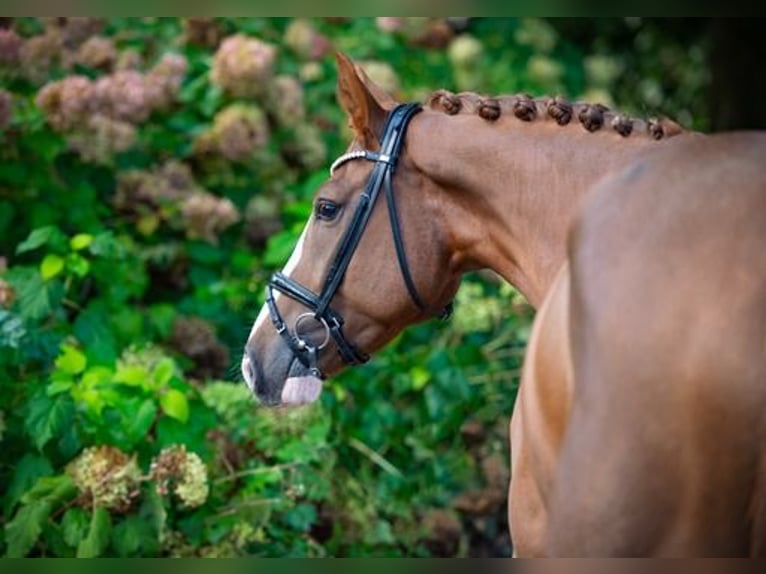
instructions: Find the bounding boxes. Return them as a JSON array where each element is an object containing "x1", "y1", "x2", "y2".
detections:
[{"x1": 281, "y1": 375, "x2": 324, "y2": 405}]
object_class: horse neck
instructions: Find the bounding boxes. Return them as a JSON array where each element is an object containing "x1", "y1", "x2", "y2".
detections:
[{"x1": 408, "y1": 110, "x2": 676, "y2": 308}]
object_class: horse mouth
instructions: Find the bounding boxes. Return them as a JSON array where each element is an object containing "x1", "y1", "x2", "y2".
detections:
[{"x1": 281, "y1": 375, "x2": 324, "y2": 405}]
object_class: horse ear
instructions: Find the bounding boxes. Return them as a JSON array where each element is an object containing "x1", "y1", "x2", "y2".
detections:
[{"x1": 335, "y1": 52, "x2": 395, "y2": 149}]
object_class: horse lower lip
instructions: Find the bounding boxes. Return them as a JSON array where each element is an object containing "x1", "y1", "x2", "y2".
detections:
[{"x1": 282, "y1": 376, "x2": 323, "y2": 405}]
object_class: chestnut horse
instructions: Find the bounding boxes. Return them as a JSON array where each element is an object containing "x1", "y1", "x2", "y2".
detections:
[{"x1": 242, "y1": 54, "x2": 766, "y2": 556}]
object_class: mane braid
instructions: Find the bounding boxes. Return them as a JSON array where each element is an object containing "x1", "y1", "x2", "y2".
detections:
[{"x1": 426, "y1": 89, "x2": 685, "y2": 140}]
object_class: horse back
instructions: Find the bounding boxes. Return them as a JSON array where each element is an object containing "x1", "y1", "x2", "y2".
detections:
[{"x1": 548, "y1": 132, "x2": 766, "y2": 555}]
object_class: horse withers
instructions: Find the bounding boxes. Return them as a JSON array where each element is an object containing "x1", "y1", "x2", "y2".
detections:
[{"x1": 242, "y1": 53, "x2": 766, "y2": 556}]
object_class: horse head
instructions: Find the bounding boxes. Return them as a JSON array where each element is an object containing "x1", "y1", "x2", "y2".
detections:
[{"x1": 242, "y1": 53, "x2": 461, "y2": 406}]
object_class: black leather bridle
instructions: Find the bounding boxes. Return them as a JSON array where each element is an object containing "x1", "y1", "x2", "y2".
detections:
[{"x1": 266, "y1": 102, "x2": 452, "y2": 379}]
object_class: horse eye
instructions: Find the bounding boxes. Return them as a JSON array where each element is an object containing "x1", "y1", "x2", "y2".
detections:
[{"x1": 315, "y1": 199, "x2": 340, "y2": 221}]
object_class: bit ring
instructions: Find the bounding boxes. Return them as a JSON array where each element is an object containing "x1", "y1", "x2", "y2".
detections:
[{"x1": 293, "y1": 312, "x2": 331, "y2": 350}]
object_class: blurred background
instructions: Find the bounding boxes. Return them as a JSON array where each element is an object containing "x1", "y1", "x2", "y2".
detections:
[{"x1": 0, "y1": 17, "x2": 761, "y2": 557}]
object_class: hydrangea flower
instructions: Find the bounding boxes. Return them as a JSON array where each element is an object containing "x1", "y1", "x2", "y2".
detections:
[
  {"x1": 66, "y1": 115, "x2": 137, "y2": 164},
  {"x1": 36, "y1": 75, "x2": 96, "y2": 131},
  {"x1": 265, "y1": 75, "x2": 305, "y2": 128},
  {"x1": 76, "y1": 36, "x2": 117, "y2": 70},
  {"x1": 0, "y1": 28, "x2": 22, "y2": 67},
  {"x1": 197, "y1": 103, "x2": 270, "y2": 162},
  {"x1": 211, "y1": 34, "x2": 277, "y2": 97},
  {"x1": 20, "y1": 32, "x2": 62, "y2": 83},
  {"x1": 150, "y1": 445, "x2": 210, "y2": 509},
  {"x1": 284, "y1": 19, "x2": 331, "y2": 61},
  {"x1": 67, "y1": 446, "x2": 142, "y2": 512}
]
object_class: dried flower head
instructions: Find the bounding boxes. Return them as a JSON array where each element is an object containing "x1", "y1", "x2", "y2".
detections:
[
  {"x1": 284, "y1": 19, "x2": 331, "y2": 61},
  {"x1": 67, "y1": 446, "x2": 142, "y2": 512},
  {"x1": 94, "y1": 70, "x2": 160, "y2": 123},
  {"x1": 67, "y1": 115, "x2": 137, "y2": 164},
  {"x1": 150, "y1": 445, "x2": 209, "y2": 509},
  {"x1": 169, "y1": 315, "x2": 230, "y2": 378},
  {"x1": 448, "y1": 34, "x2": 483, "y2": 68},
  {"x1": 265, "y1": 75, "x2": 305, "y2": 128},
  {"x1": 211, "y1": 34, "x2": 277, "y2": 97},
  {"x1": 44, "y1": 17, "x2": 103, "y2": 49},
  {"x1": 0, "y1": 277, "x2": 15, "y2": 307},
  {"x1": 147, "y1": 53, "x2": 188, "y2": 109},
  {"x1": 181, "y1": 193, "x2": 240, "y2": 244},
  {"x1": 0, "y1": 28, "x2": 22, "y2": 67},
  {"x1": 36, "y1": 76, "x2": 96, "y2": 131},
  {"x1": 114, "y1": 162, "x2": 194, "y2": 212},
  {"x1": 182, "y1": 18, "x2": 223, "y2": 48},
  {"x1": 358, "y1": 61, "x2": 400, "y2": 96},
  {"x1": 202, "y1": 104, "x2": 270, "y2": 162},
  {"x1": 76, "y1": 36, "x2": 117, "y2": 71},
  {"x1": 20, "y1": 32, "x2": 62, "y2": 83},
  {"x1": 116, "y1": 49, "x2": 142, "y2": 71},
  {"x1": 376, "y1": 17, "x2": 405, "y2": 33},
  {"x1": 282, "y1": 123, "x2": 327, "y2": 171}
]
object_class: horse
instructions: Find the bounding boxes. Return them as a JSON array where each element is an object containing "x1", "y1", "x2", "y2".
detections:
[{"x1": 242, "y1": 53, "x2": 766, "y2": 556}]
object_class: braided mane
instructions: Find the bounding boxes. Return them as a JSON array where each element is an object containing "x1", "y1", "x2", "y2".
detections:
[{"x1": 426, "y1": 90, "x2": 684, "y2": 140}]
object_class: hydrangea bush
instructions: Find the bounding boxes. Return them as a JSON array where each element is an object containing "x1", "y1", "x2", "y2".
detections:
[{"x1": 0, "y1": 18, "x2": 709, "y2": 556}]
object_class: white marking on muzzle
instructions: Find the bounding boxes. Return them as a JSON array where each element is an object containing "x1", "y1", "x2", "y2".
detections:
[{"x1": 248, "y1": 222, "x2": 310, "y2": 342}]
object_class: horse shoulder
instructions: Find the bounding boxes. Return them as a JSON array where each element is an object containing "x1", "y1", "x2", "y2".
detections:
[{"x1": 509, "y1": 262, "x2": 574, "y2": 556}]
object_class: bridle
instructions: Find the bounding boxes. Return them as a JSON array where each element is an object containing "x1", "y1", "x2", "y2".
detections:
[{"x1": 266, "y1": 102, "x2": 452, "y2": 379}]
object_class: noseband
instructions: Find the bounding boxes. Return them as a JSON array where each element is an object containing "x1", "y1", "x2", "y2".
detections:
[{"x1": 266, "y1": 102, "x2": 452, "y2": 378}]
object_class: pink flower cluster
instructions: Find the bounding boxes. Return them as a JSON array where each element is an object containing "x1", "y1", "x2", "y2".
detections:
[
  {"x1": 283, "y1": 19, "x2": 331, "y2": 61},
  {"x1": 1, "y1": 19, "x2": 109, "y2": 82},
  {"x1": 115, "y1": 162, "x2": 240, "y2": 244},
  {"x1": 210, "y1": 34, "x2": 277, "y2": 97},
  {"x1": 35, "y1": 53, "x2": 187, "y2": 162},
  {"x1": 76, "y1": 36, "x2": 117, "y2": 70},
  {"x1": 265, "y1": 75, "x2": 306, "y2": 128},
  {"x1": 0, "y1": 28, "x2": 22, "y2": 67},
  {"x1": 195, "y1": 104, "x2": 270, "y2": 163}
]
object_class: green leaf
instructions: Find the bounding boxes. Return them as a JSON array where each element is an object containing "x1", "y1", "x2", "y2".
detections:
[
  {"x1": 3, "y1": 454, "x2": 53, "y2": 515},
  {"x1": 0, "y1": 309, "x2": 26, "y2": 349},
  {"x1": 15, "y1": 226, "x2": 63, "y2": 254},
  {"x1": 410, "y1": 366, "x2": 431, "y2": 391},
  {"x1": 69, "y1": 234, "x2": 93, "y2": 251},
  {"x1": 40, "y1": 254, "x2": 65, "y2": 280},
  {"x1": 111, "y1": 515, "x2": 156, "y2": 557},
  {"x1": 46, "y1": 377, "x2": 74, "y2": 395},
  {"x1": 66, "y1": 253, "x2": 90, "y2": 278},
  {"x1": 5, "y1": 266, "x2": 63, "y2": 321},
  {"x1": 151, "y1": 357, "x2": 175, "y2": 388},
  {"x1": 19, "y1": 474, "x2": 76, "y2": 504},
  {"x1": 114, "y1": 364, "x2": 149, "y2": 387},
  {"x1": 73, "y1": 301, "x2": 117, "y2": 366},
  {"x1": 160, "y1": 389, "x2": 189, "y2": 423},
  {"x1": 76, "y1": 507, "x2": 112, "y2": 558},
  {"x1": 4, "y1": 499, "x2": 52, "y2": 557},
  {"x1": 5, "y1": 474, "x2": 75, "y2": 557},
  {"x1": 141, "y1": 488, "x2": 166, "y2": 546},
  {"x1": 283, "y1": 503, "x2": 317, "y2": 532},
  {"x1": 55, "y1": 344, "x2": 87, "y2": 375},
  {"x1": 126, "y1": 399, "x2": 157, "y2": 445},
  {"x1": 61, "y1": 507, "x2": 89, "y2": 548},
  {"x1": 88, "y1": 231, "x2": 124, "y2": 259},
  {"x1": 25, "y1": 392, "x2": 75, "y2": 451}
]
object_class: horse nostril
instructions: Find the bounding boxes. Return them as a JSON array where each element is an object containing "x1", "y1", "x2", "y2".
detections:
[{"x1": 241, "y1": 352, "x2": 258, "y2": 392}]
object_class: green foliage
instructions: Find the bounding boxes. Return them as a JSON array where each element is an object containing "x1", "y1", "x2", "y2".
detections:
[{"x1": 0, "y1": 17, "x2": 709, "y2": 557}]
